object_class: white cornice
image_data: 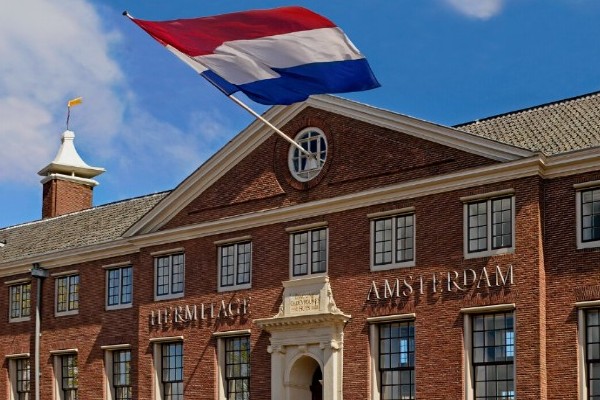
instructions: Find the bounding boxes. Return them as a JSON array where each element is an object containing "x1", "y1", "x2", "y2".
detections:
[
  {"x1": 305, "y1": 96, "x2": 534, "y2": 161},
  {"x1": 124, "y1": 96, "x2": 532, "y2": 237},
  {"x1": 2, "y1": 126, "x2": 600, "y2": 278}
]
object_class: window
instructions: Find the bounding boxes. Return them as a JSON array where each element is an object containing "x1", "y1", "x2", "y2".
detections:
[
  {"x1": 56, "y1": 275, "x2": 79, "y2": 315},
  {"x1": 290, "y1": 228, "x2": 327, "y2": 277},
  {"x1": 104, "y1": 346, "x2": 133, "y2": 400},
  {"x1": 8, "y1": 357, "x2": 30, "y2": 400},
  {"x1": 224, "y1": 337, "x2": 250, "y2": 400},
  {"x1": 368, "y1": 316, "x2": 415, "y2": 400},
  {"x1": 161, "y1": 342, "x2": 183, "y2": 400},
  {"x1": 155, "y1": 254, "x2": 184, "y2": 300},
  {"x1": 113, "y1": 350, "x2": 132, "y2": 400},
  {"x1": 106, "y1": 266, "x2": 133, "y2": 310},
  {"x1": 371, "y1": 213, "x2": 415, "y2": 271},
  {"x1": 61, "y1": 354, "x2": 79, "y2": 400},
  {"x1": 464, "y1": 196, "x2": 514, "y2": 258},
  {"x1": 288, "y1": 128, "x2": 327, "y2": 182},
  {"x1": 584, "y1": 309, "x2": 600, "y2": 399},
  {"x1": 469, "y1": 312, "x2": 515, "y2": 400},
  {"x1": 9, "y1": 282, "x2": 31, "y2": 322},
  {"x1": 577, "y1": 187, "x2": 600, "y2": 249},
  {"x1": 218, "y1": 242, "x2": 252, "y2": 291},
  {"x1": 216, "y1": 333, "x2": 251, "y2": 400},
  {"x1": 379, "y1": 321, "x2": 415, "y2": 399}
]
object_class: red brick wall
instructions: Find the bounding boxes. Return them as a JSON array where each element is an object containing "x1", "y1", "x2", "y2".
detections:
[
  {"x1": 3, "y1": 109, "x2": 599, "y2": 400},
  {"x1": 42, "y1": 179, "x2": 93, "y2": 219}
]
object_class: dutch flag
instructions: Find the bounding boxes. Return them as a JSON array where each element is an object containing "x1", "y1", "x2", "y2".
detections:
[{"x1": 127, "y1": 7, "x2": 380, "y2": 105}]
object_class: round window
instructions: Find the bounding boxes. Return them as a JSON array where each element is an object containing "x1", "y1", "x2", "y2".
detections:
[{"x1": 288, "y1": 128, "x2": 327, "y2": 182}]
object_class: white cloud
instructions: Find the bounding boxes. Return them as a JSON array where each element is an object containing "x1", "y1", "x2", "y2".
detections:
[
  {"x1": 0, "y1": 0, "x2": 125, "y2": 185},
  {"x1": 0, "y1": 0, "x2": 228, "y2": 195},
  {"x1": 443, "y1": 0, "x2": 506, "y2": 20}
]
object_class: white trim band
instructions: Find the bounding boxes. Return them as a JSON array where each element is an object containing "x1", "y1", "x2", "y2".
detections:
[
  {"x1": 366, "y1": 313, "x2": 416, "y2": 323},
  {"x1": 460, "y1": 303, "x2": 516, "y2": 314},
  {"x1": 212, "y1": 329, "x2": 252, "y2": 338}
]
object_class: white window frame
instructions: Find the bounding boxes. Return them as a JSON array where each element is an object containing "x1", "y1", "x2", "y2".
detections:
[
  {"x1": 368, "y1": 314, "x2": 416, "y2": 400},
  {"x1": 105, "y1": 265, "x2": 133, "y2": 311},
  {"x1": 153, "y1": 253, "x2": 185, "y2": 301},
  {"x1": 8, "y1": 281, "x2": 32, "y2": 322},
  {"x1": 51, "y1": 349, "x2": 79, "y2": 400},
  {"x1": 217, "y1": 238, "x2": 252, "y2": 292},
  {"x1": 462, "y1": 193, "x2": 515, "y2": 259},
  {"x1": 102, "y1": 344, "x2": 132, "y2": 400},
  {"x1": 150, "y1": 337, "x2": 184, "y2": 400},
  {"x1": 575, "y1": 300, "x2": 600, "y2": 400},
  {"x1": 7, "y1": 354, "x2": 30, "y2": 400},
  {"x1": 369, "y1": 209, "x2": 416, "y2": 271},
  {"x1": 575, "y1": 184, "x2": 600, "y2": 249},
  {"x1": 288, "y1": 225, "x2": 328, "y2": 279},
  {"x1": 54, "y1": 273, "x2": 80, "y2": 316},
  {"x1": 462, "y1": 304, "x2": 516, "y2": 400},
  {"x1": 287, "y1": 127, "x2": 328, "y2": 182},
  {"x1": 214, "y1": 330, "x2": 251, "y2": 400}
]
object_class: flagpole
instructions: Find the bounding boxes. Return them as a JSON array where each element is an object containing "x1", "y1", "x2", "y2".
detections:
[
  {"x1": 194, "y1": 69, "x2": 313, "y2": 158},
  {"x1": 123, "y1": 11, "x2": 315, "y2": 159}
]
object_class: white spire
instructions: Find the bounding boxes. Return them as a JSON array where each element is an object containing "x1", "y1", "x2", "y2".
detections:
[{"x1": 38, "y1": 130, "x2": 105, "y2": 180}]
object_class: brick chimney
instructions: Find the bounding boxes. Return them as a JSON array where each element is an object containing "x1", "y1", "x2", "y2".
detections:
[{"x1": 38, "y1": 130, "x2": 105, "y2": 219}]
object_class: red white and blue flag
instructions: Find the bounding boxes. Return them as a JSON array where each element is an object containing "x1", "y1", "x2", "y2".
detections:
[{"x1": 127, "y1": 7, "x2": 380, "y2": 105}]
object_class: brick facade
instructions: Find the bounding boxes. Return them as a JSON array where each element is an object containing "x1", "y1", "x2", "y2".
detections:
[
  {"x1": 2, "y1": 96, "x2": 600, "y2": 399},
  {"x1": 42, "y1": 179, "x2": 93, "y2": 219}
]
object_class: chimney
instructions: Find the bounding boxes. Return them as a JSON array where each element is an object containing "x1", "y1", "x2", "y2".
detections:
[{"x1": 38, "y1": 130, "x2": 105, "y2": 219}]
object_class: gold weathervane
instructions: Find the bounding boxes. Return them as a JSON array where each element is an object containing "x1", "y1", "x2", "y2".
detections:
[{"x1": 66, "y1": 97, "x2": 83, "y2": 130}]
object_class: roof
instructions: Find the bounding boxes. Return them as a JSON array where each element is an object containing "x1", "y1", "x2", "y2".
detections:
[
  {"x1": 0, "y1": 192, "x2": 168, "y2": 265},
  {"x1": 456, "y1": 91, "x2": 600, "y2": 155}
]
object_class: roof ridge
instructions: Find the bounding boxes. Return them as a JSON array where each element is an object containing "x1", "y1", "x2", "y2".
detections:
[
  {"x1": 0, "y1": 191, "x2": 170, "y2": 232},
  {"x1": 454, "y1": 89, "x2": 600, "y2": 128}
]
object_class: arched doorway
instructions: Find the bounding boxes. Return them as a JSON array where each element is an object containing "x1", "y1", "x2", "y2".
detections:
[
  {"x1": 310, "y1": 366, "x2": 323, "y2": 400},
  {"x1": 288, "y1": 356, "x2": 323, "y2": 400}
]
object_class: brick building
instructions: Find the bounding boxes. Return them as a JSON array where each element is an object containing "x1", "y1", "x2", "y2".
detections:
[{"x1": 2, "y1": 92, "x2": 600, "y2": 400}]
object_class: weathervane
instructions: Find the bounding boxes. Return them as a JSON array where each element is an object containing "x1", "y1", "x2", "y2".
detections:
[{"x1": 66, "y1": 97, "x2": 82, "y2": 130}]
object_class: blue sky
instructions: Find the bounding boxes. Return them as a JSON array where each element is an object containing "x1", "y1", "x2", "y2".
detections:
[{"x1": 1, "y1": 0, "x2": 600, "y2": 228}]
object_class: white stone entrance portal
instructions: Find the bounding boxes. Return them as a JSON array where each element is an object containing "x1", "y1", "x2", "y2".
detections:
[{"x1": 255, "y1": 276, "x2": 350, "y2": 400}]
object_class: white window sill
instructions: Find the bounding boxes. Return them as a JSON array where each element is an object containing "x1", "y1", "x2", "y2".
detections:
[
  {"x1": 464, "y1": 247, "x2": 514, "y2": 260},
  {"x1": 154, "y1": 292, "x2": 184, "y2": 302},
  {"x1": 371, "y1": 260, "x2": 415, "y2": 272},
  {"x1": 106, "y1": 303, "x2": 133, "y2": 311},
  {"x1": 218, "y1": 283, "x2": 251, "y2": 293},
  {"x1": 9, "y1": 316, "x2": 31, "y2": 323},
  {"x1": 577, "y1": 240, "x2": 600, "y2": 250},
  {"x1": 55, "y1": 310, "x2": 79, "y2": 317},
  {"x1": 290, "y1": 272, "x2": 328, "y2": 280}
]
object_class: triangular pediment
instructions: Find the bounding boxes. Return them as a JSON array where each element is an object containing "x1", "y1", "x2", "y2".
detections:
[{"x1": 124, "y1": 95, "x2": 533, "y2": 237}]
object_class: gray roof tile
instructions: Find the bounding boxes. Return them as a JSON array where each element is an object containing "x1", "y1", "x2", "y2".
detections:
[
  {"x1": 456, "y1": 91, "x2": 600, "y2": 155},
  {"x1": 0, "y1": 192, "x2": 168, "y2": 264}
]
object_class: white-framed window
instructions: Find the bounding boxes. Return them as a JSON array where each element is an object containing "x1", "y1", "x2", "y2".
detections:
[
  {"x1": 218, "y1": 241, "x2": 252, "y2": 292},
  {"x1": 215, "y1": 331, "x2": 251, "y2": 400},
  {"x1": 368, "y1": 315, "x2": 415, "y2": 400},
  {"x1": 576, "y1": 187, "x2": 600, "y2": 249},
  {"x1": 371, "y1": 212, "x2": 415, "y2": 271},
  {"x1": 288, "y1": 128, "x2": 327, "y2": 182},
  {"x1": 577, "y1": 304, "x2": 600, "y2": 400},
  {"x1": 152, "y1": 339, "x2": 184, "y2": 400},
  {"x1": 106, "y1": 266, "x2": 133, "y2": 310},
  {"x1": 463, "y1": 195, "x2": 515, "y2": 259},
  {"x1": 103, "y1": 346, "x2": 133, "y2": 400},
  {"x1": 290, "y1": 227, "x2": 328, "y2": 278},
  {"x1": 7, "y1": 355, "x2": 30, "y2": 400},
  {"x1": 55, "y1": 275, "x2": 79, "y2": 316},
  {"x1": 52, "y1": 352, "x2": 78, "y2": 400},
  {"x1": 154, "y1": 253, "x2": 184, "y2": 301},
  {"x1": 463, "y1": 307, "x2": 515, "y2": 400},
  {"x1": 9, "y1": 282, "x2": 31, "y2": 322}
]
